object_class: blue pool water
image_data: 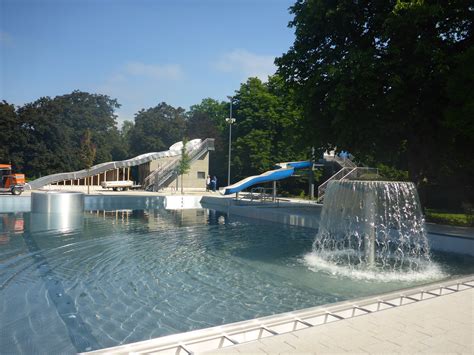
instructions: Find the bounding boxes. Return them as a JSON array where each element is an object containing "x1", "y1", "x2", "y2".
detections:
[{"x1": 1, "y1": 207, "x2": 473, "y2": 353}]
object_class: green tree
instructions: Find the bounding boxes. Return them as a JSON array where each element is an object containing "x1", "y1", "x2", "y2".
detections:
[
  {"x1": 15, "y1": 91, "x2": 121, "y2": 178},
  {"x1": 80, "y1": 129, "x2": 97, "y2": 194},
  {"x1": 186, "y1": 98, "x2": 228, "y2": 182},
  {"x1": 51, "y1": 91, "x2": 121, "y2": 164},
  {"x1": 17, "y1": 97, "x2": 74, "y2": 177},
  {"x1": 276, "y1": 0, "x2": 473, "y2": 204},
  {"x1": 177, "y1": 138, "x2": 191, "y2": 194},
  {"x1": 231, "y1": 76, "x2": 307, "y2": 180},
  {"x1": 129, "y1": 102, "x2": 186, "y2": 155},
  {"x1": 0, "y1": 101, "x2": 24, "y2": 170}
]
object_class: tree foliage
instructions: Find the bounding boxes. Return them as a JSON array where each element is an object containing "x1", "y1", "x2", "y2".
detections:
[
  {"x1": 231, "y1": 76, "x2": 307, "y2": 180},
  {"x1": 186, "y1": 98, "x2": 228, "y2": 181},
  {"x1": 276, "y1": 0, "x2": 474, "y2": 195},
  {"x1": 177, "y1": 138, "x2": 191, "y2": 194},
  {"x1": 80, "y1": 128, "x2": 97, "y2": 194},
  {"x1": 80, "y1": 128, "x2": 97, "y2": 169},
  {"x1": 128, "y1": 102, "x2": 186, "y2": 156},
  {"x1": 0, "y1": 101, "x2": 24, "y2": 168},
  {"x1": 0, "y1": 91, "x2": 123, "y2": 178}
]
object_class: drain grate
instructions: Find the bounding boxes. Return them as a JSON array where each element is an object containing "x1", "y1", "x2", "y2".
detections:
[{"x1": 85, "y1": 276, "x2": 474, "y2": 354}]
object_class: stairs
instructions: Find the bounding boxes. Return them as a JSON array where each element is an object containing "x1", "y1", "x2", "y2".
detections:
[
  {"x1": 144, "y1": 138, "x2": 215, "y2": 191},
  {"x1": 317, "y1": 155, "x2": 378, "y2": 202}
]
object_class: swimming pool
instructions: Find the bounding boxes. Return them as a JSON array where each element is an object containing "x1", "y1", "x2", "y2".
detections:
[{"x1": 1, "y1": 204, "x2": 473, "y2": 353}]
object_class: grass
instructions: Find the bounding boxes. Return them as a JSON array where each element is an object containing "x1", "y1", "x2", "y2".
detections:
[{"x1": 425, "y1": 209, "x2": 473, "y2": 227}]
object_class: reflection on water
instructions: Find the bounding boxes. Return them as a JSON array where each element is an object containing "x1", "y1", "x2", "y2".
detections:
[
  {"x1": 27, "y1": 212, "x2": 84, "y2": 233},
  {"x1": 0, "y1": 213, "x2": 24, "y2": 245},
  {"x1": 0, "y1": 208, "x2": 473, "y2": 354},
  {"x1": 86, "y1": 208, "x2": 227, "y2": 227}
]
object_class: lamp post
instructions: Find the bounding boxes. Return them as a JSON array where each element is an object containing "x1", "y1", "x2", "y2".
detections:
[{"x1": 226, "y1": 96, "x2": 235, "y2": 186}]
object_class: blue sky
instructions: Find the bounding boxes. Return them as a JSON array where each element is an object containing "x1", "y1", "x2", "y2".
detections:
[{"x1": 0, "y1": 0, "x2": 295, "y2": 124}]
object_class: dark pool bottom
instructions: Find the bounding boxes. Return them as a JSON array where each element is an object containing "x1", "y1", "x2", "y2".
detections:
[{"x1": 1, "y1": 208, "x2": 473, "y2": 353}]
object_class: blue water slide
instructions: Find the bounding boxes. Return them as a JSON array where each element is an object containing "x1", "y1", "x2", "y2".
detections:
[{"x1": 222, "y1": 161, "x2": 312, "y2": 195}]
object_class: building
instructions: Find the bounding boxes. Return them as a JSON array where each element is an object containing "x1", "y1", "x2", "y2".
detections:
[{"x1": 27, "y1": 139, "x2": 215, "y2": 192}]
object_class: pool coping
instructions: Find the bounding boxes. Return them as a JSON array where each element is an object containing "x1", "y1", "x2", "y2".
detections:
[{"x1": 84, "y1": 275, "x2": 474, "y2": 354}]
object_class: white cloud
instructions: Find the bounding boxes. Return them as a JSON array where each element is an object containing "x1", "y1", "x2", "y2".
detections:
[
  {"x1": 98, "y1": 61, "x2": 185, "y2": 100},
  {"x1": 126, "y1": 62, "x2": 184, "y2": 80},
  {"x1": 96, "y1": 61, "x2": 186, "y2": 125},
  {"x1": 216, "y1": 49, "x2": 276, "y2": 81}
]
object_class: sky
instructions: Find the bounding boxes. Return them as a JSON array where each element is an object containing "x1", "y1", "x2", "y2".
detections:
[{"x1": 0, "y1": 0, "x2": 296, "y2": 124}]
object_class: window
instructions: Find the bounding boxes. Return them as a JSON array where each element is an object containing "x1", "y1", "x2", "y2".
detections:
[{"x1": 197, "y1": 171, "x2": 205, "y2": 179}]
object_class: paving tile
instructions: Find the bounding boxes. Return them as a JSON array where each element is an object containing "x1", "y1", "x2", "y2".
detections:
[
  {"x1": 203, "y1": 289, "x2": 473, "y2": 355},
  {"x1": 420, "y1": 339, "x2": 470, "y2": 354},
  {"x1": 359, "y1": 340, "x2": 402, "y2": 353}
]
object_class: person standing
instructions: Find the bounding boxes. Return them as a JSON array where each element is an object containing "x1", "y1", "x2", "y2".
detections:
[
  {"x1": 211, "y1": 176, "x2": 217, "y2": 192},
  {"x1": 206, "y1": 175, "x2": 211, "y2": 192}
]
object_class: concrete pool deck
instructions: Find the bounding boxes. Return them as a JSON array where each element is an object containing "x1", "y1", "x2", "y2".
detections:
[{"x1": 204, "y1": 285, "x2": 473, "y2": 354}]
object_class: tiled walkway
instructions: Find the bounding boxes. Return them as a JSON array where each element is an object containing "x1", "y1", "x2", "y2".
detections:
[{"x1": 204, "y1": 288, "x2": 473, "y2": 354}]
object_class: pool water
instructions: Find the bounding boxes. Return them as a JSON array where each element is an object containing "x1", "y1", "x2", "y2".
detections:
[{"x1": 1, "y1": 208, "x2": 473, "y2": 353}]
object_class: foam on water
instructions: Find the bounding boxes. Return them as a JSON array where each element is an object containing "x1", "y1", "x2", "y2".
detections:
[{"x1": 303, "y1": 252, "x2": 446, "y2": 282}]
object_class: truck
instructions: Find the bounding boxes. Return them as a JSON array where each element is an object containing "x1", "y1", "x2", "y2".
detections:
[
  {"x1": 0, "y1": 164, "x2": 26, "y2": 195},
  {"x1": 100, "y1": 180, "x2": 136, "y2": 191}
]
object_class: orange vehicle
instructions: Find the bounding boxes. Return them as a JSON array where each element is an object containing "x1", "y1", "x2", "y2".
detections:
[{"x1": 0, "y1": 164, "x2": 25, "y2": 195}]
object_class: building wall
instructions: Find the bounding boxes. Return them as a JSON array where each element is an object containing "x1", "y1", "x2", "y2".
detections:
[{"x1": 162, "y1": 152, "x2": 209, "y2": 191}]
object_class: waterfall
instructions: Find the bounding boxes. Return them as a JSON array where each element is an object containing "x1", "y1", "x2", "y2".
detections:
[{"x1": 306, "y1": 180, "x2": 439, "y2": 280}]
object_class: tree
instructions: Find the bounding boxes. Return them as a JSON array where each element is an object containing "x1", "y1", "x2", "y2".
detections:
[
  {"x1": 186, "y1": 98, "x2": 228, "y2": 182},
  {"x1": 80, "y1": 129, "x2": 96, "y2": 194},
  {"x1": 177, "y1": 138, "x2": 191, "y2": 194},
  {"x1": 0, "y1": 101, "x2": 24, "y2": 170},
  {"x1": 231, "y1": 76, "x2": 307, "y2": 180},
  {"x1": 129, "y1": 102, "x2": 186, "y2": 156},
  {"x1": 14, "y1": 91, "x2": 121, "y2": 178},
  {"x1": 276, "y1": 0, "x2": 474, "y2": 204},
  {"x1": 17, "y1": 96, "x2": 74, "y2": 177}
]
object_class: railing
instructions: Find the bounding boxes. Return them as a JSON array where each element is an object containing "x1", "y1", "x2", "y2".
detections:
[
  {"x1": 27, "y1": 148, "x2": 180, "y2": 190},
  {"x1": 317, "y1": 167, "x2": 379, "y2": 202},
  {"x1": 247, "y1": 187, "x2": 275, "y2": 202},
  {"x1": 332, "y1": 155, "x2": 357, "y2": 168},
  {"x1": 144, "y1": 138, "x2": 215, "y2": 191},
  {"x1": 143, "y1": 159, "x2": 178, "y2": 190},
  {"x1": 317, "y1": 167, "x2": 354, "y2": 201}
]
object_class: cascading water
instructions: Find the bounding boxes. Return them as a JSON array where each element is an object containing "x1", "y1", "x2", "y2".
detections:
[{"x1": 305, "y1": 180, "x2": 443, "y2": 281}]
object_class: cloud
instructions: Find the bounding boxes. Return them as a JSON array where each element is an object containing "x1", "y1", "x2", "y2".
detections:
[
  {"x1": 98, "y1": 61, "x2": 185, "y2": 98},
  {"x1": 125, "y1": 62, "x2": 184, "y2": 80},
  {"x1": 216, "y1": 49, "x2": 276, "y2": 81},
  {"x1": 96, "y1": 61, "x2": 186, "y2": 125}
]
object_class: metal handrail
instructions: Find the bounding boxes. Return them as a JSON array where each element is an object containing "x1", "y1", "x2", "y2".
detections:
[
  {"x1": 333, "y1": 155, "x2": 357, "y2": 168},
  {"x1": 144, "y1": 159, "x2": 178, "y2": 187},
  {"x1": 248, "y1": 187, "x2": 274, "y2": 202},
  {"x1": 317, "y1": 167, "x2": 380, "y2": 202},
  {"x1": 317, "y1": 167, "x2": 352, "y2": 199},
  {"x1": 145, "y1": 138, "x2": 215, "y2": 191}
]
